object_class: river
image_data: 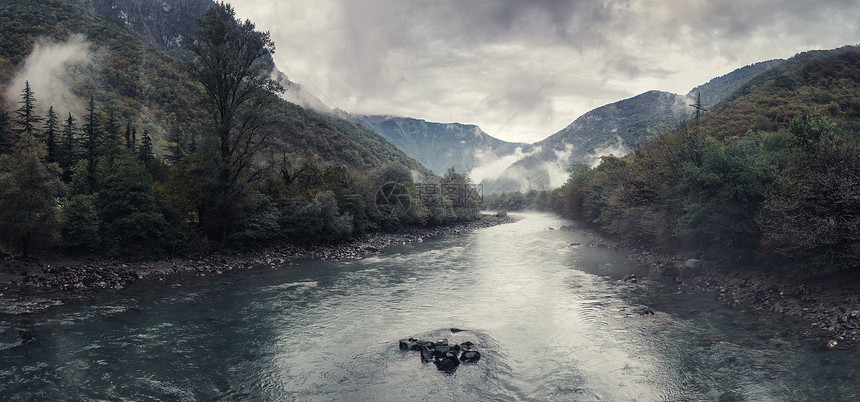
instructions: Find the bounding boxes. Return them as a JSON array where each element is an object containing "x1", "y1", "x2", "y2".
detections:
[{"x1": 1, "y1": 213, "x2": 858, "y2": 400}]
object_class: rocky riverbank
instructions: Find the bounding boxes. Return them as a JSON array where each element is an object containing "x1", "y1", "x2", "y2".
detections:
[
  {"x1": 0, "y1": 214, "x2": 519, "y2": 294},
  {"x1": 561, "y1": 222, "x2": 860, "y2": 350}
]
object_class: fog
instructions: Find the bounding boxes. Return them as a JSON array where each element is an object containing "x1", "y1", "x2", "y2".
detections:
[{"x1": 4, "y1": 34, "x2": 92, "y2": 118}]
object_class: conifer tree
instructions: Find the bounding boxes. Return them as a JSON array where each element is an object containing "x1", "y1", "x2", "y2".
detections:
[
  {"x1": 44, "y1": 106, "x2": 59, "y2": 163},
  {"x1": 14, "y1": 81, "x2": 42, "y2": 141},
  {"x1": 124, "y1": 120, "x2": 136, "y2": 150},
  {"x1": 83, "y1": 94, "x2": 100, "y2": 188},
  {"x1": 105, "y1": 108, "x2": 120, "y2": 143},
  {"x1": 83, "y1": 94, "x2": 100, "y2": 162},
  {"x1": 166, "y1": 127, "x2": 185, "y2": 164},
  {"x1": 188, "y1": 130, "x2": 197, "y2": 154},
  {"x1": 60, "y1": 112, "x2": 79, "y2": 177},
  {"x1": 139, "y1": 129, "x2": 153, "y2": 167}
]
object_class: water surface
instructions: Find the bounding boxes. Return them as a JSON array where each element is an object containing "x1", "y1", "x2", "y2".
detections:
[{"x1": 1, "y1": 213, "x2": 857, "y2": 400}]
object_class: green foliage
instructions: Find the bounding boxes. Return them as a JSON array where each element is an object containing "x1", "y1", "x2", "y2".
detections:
[
  {"x1": 13, "y1": 81, "x2": 42, "y2": 142},
  {"x1": 281, "y1": 190, "x2": 353, "y2": 243},
  {"x1": 758, "y1": 128, "x2": 860, "y2": 271},
  {"x1": 0, "y1": 141, "x2": 63, "y2": 258},
  {"x1": 675, "y1": 136, "x2": 777, "y2": 259},
  {"x1": 44, "y1": 106, "x2": 59, "y2": 163},
  {"x1": 61, "y1": 194, "x2": 100, "y2": 253},
  {"x1": 0, "y1": 109, "x2": 12, "y2": 154},
  {"x1": 0, "y1": 0, "x2": 440, "y2": 260},
  {"x1": 703, "y1": 46, "x2": 860, "y2": 138},
  {"x1": 227, "y1": 192, "x2": 281, "y2": 247},
  {"x1": 93, "y1": 151, "x2": 174, "y2": 257}
]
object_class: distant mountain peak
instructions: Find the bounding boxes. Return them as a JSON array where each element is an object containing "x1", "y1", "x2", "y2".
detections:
[{"x1": 353, "y1": 115, "x2": 526, "y2": 176}]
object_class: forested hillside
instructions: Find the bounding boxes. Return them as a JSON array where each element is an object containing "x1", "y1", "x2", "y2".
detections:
[
  {"x1": 0, "y1": 1, "x2": 473, "y2": 261},
  {"x1": 484, "y1": 59, "x2": 784, "y2": 193},
  {"x1": 553, "y1": 46, "x2": 860, "y2": 273},
  {"x1": 0, "y1": 0, "x2": 426, "y2": 172}
]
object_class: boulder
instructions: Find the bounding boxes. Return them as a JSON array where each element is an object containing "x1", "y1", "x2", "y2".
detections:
[
  {"x1": 460, "y1": 350, "x2": 481, "y2": 363},
  {"x1": 679, "y1": 259, "x2": 704, "y2": 278},
  {"x1": 18, "y1": 329, "x2": 33, "y2": 343},
  {"x1": 399, "y1": 339, "x2": 415, "y2": 350},
  {"x1": 420, "y1": 346, "x2": 434, "y2": 363},
  {"x1": 434, "y1": 351, "x2": 460, "y2": 372},
  {"x1": 413, "y1": 340, "x2": 433, "y2": 351}
]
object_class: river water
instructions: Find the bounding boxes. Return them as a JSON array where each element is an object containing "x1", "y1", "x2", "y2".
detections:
[{"x1": 1, "y1": 213, "x2": 858, "y2": 400}]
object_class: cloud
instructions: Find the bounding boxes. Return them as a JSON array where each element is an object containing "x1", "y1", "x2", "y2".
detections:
[
  {"x1": 469, "y1": 146, "x2": 541, "y2": 184},
  {"x1": 583, "y1": 136, "x2": 630, "y2": 168},
  {"x1": 4, "y1": 34, "x2": 92, "y2": 118},
  {"x1": 229, "y1": 0, "x2": 860, "y2": 143}
]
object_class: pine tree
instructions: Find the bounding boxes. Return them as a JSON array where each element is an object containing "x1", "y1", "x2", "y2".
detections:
[
  {"x1": 105, "y1": 108, "x2": 120, "y2": 143},
  {"x1": 44, "y1": 106, "x2": 59, "y2": 163},
  {"x1": 83, "y1": 94, "x2": 100, "y2": 162},
  {"x1": 166, "y1": 127, "x2": 185, "y2": 164},
  {"x1": 14, "y1": 81, "x2": 42, "y2": 141},
  {"x1": 138, "y1": 129, "x2": 153, "y2": 167},
  {"x1": 83, "y1": 94, "x2": 100, "y2": 188},
  {"x1": 188, "y1": 130, "x2": 197, "y2": 154},
  {"x1": 60, "y1": 112, "x2": 79, "y2": 177},
  {"x1": 124, "y1": 120, "x2": 136, "y2": 150}
]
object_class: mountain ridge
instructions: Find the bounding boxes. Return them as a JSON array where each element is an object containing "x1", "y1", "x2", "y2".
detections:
[
  {"x1": 0, "y1": 0, "x2": 426, "y2": 175},
  {"x1": 353, "y1": 114, "x2": 527, "y2": 176}
]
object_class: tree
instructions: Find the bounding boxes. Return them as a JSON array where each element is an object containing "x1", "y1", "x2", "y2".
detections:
[
  {"x1": 674, "y1": 137, "x2": 776, "y2": 259},
  {"x1": 13, "y1": 81, "x2": 42, "y2": 142},
  {"x1": 59, "y1": 112, "x2": 79, "y2": 180},
  {"x1": 188, "y1": 2, "x2": 283, "y2": 245},
  {"x1": 138, "y1": 129, "x2": 153, "y2": 167},
  {"x1": 0, "y1": 108, "x2": 12, "y2": 154},
  {"x1": 83, "y1": 94, "x2": 100, "y2": 188},
  {"x1": 44, "y1": 106, "x2": 59, "y2": 163},
  {"x1": 758, "y1": 127, "x2": 860, "y2": 271},
  {"x1": 165, "y1": 127, "x2": 185, "y2": 164},
  {"x1": 0, "y1": 141, "x2": 63, "y2": 258},
  {"x1": 94, "y1": 153, "x2": 172, "y2": 257},
  {"x1": 124, "y1": 120, "x2": 136, "y2": 150},
  {"x1": 105, "y1": 108, "x2": 120, "y2": 143}
]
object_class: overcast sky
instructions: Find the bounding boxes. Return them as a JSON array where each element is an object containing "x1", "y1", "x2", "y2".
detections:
[{"x1": 230, "y1": 0, "x2": 860, "y2": 143}]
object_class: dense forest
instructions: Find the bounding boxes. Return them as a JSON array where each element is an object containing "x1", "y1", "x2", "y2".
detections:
[
  {"x1": 552, "y1": 46, "x2": 860, "y2": 274},
  {"x1": 0, "y1": 3, "x2": 480, "y2": 260}
]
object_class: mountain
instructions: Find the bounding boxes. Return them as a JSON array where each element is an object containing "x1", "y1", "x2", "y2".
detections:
[
  {"x1": 68, "y1": 0, "x2": 331, "y2": 112},
  {"x1": 0, "y1": 0, "x2": 426, "y2": 174},
  {"x1": 483, "y1": 90, "x2": 691, "y2": 192},
  {"x1": 483, "y1": 59, "x2": 786, "y2": 193},
  {"x1": 702, "y1": 45, "x2": 860, "y2": 136},
  {"x1": 69, "y1": 0, "x2": 210, "y2": 52},
  {"x1": 552, "y1": 45, "x2": 860, "y2": 267},
  {"x1": 353, "y1": 115, "x2": 527, "y2": 175},
  {"x1": 687, "y1": 59, "x2": 784, "y2": 108}
]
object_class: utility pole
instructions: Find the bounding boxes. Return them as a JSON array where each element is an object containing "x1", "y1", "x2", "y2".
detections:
[{"x1": 689, "y1": 92, "x2": 708, "y2": 127}]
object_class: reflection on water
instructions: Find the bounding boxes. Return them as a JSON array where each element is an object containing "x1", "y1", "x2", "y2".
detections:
[{"x1": 1, "y1": 213, "x2": 858, "y2": 400}]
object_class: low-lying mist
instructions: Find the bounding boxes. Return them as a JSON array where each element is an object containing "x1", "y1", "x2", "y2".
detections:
[{"x1": 4, "y1": 34, "x2": 92, "y2": 117}]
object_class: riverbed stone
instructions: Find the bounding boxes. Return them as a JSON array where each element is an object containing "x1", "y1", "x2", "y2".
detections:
[
  {"x1": 460, "y1": 350, "x2": 481, "y2": 363},
  {"x1": 684, "y1": 259, "x2": 701, "y2": 269},
  {"x1": 434, "y1": 351, "x2": 460, "y2": 372}
]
